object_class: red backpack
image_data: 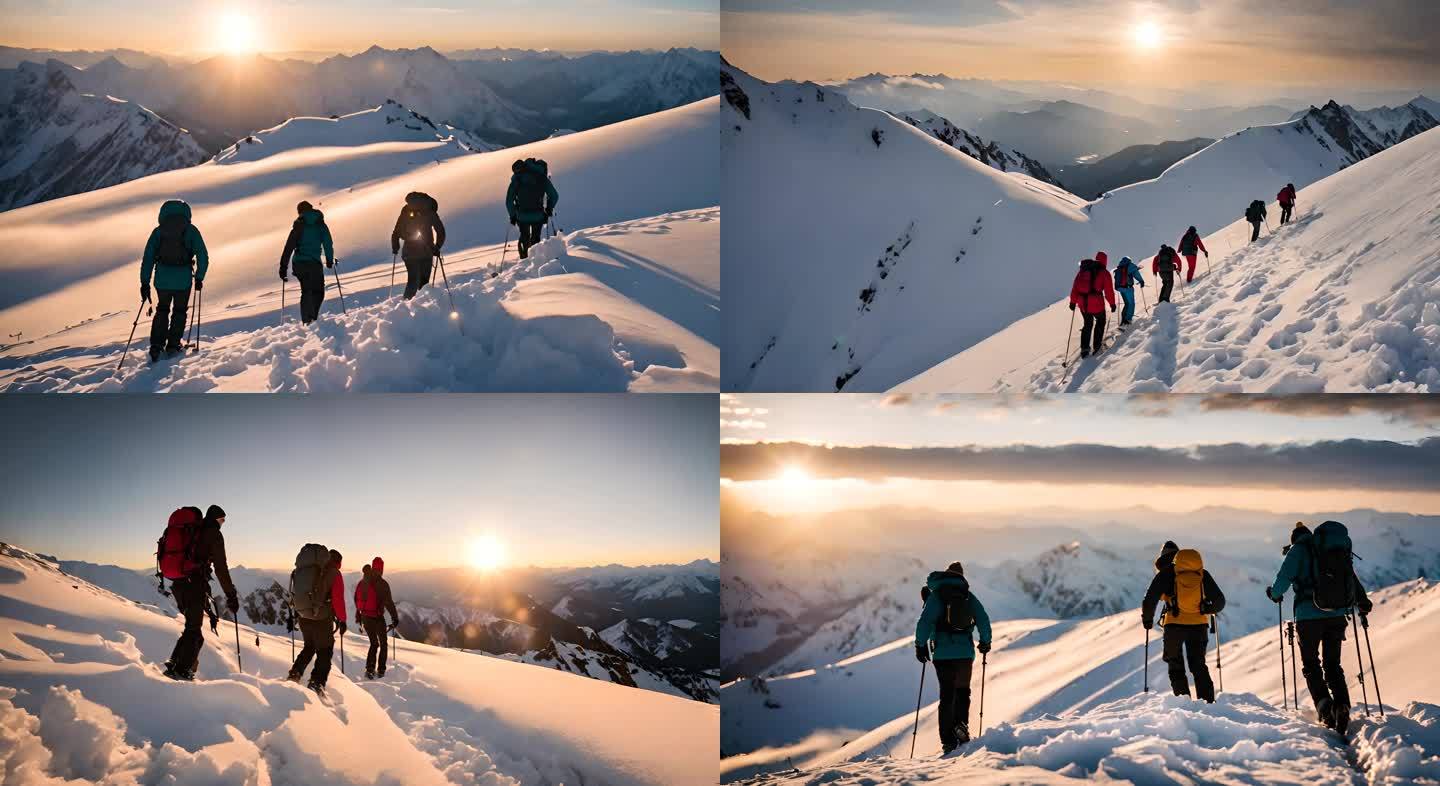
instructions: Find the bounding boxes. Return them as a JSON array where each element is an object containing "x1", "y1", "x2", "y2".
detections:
[
  {"x1": 355, "y1": 579, "x2": 381, "y2": 617},
  {"x1": 156, "y1": 507, "x2": 203, "y2": 580}
]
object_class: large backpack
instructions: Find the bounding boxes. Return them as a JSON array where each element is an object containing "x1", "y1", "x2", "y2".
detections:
[
  {"x1": 1180, "y1": 230, "x2": 1198, "y2": 255},
  {"x1": 156, "y1": 506, "x2": 204, "y2": 580},
  {"x1": 1158, "y1": 246, "x2": 1179, "y2": 271},
  {"x1": 156, "y1": 213, "x2": 194, "y2": 267},
  {"x1": 1172, "y1": 549, "x2": 1206, "y2": 616},
  {"x1": 935, "y1": 578, "x2": 976, "y2": 634},
  {"x1": 355, "y1": 578, "x2": 381, "y2": 618},
  {"x1": 398, "y1": 193, "x2": 438, "y2": 252},
  {"x1": 289, "y1": 544, "x2": 333, "y2": 620},
  {"x1": 514, "y1": 159, "x2": 548, "y2": 212},
  {"x1": 1308, "y1": 521, "x2": 1356, "y2": 611},
  {"x1": 1114, "y1": 262, "x2": 1132, "y2": 289},
  {"x1": 1246, "y1": 200, "x2": 1265, "y2": 221}
]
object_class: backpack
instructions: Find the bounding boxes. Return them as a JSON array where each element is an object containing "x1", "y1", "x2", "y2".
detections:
[
  {"x1": 1246, "y1": 200, "x2": 1265, "y2": 221},
  {"x1": 398, "y1": 193, "x2": 438, "y2": 250},
  {"x1": 1180, "y1": 231, "x2": 1198, "y2": 255},
  {"x1": 289, "y1": 544, "x2": 333, "y2": 620},
  {"x1": 355, "y1": 578, "x2": 381, "y2": 617},
  {"x1": 1172, "y1": 549, "x2": 1206, "y2": 616},
  {"x1": 156, "y1": 507, "x2": 204, "y2": 580},
  {"x1": 935, "y1": 579, "x2": 975, "y2": 634},
  {"x1": 1158, "y1": 246, "x2": 1178, "y2": 270},
  {"x1": 1115, "y1": 262, "x2": 1132, "y2": 289},
  {"x1": 514, "y1": 159, "x2": 549, "y2": 212},
  {"x1": 1308, "y1": 521, "x2": 1356, "y2": 611},
  {"x1": 1073, "y1": 260, "x2": 1102, "y2": 293},
  {"x1": 155, "y1": 214, "x2": 193, "y2": 267}
]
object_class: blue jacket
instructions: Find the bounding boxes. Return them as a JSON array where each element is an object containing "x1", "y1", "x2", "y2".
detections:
[
  {"x1": 1113, "y1": 257, "x2": 1145, "y2": 290},
  {"x1": 141, "y1": 200, "x2": 209, "y2": 291},
  {"x1": 280, "y1": 209, "x2": 334, "y2": 274},
  {"x1": 1270, "y1": 531, "x2": 1371, "y2": 621},
  {"x1": 915, "y1": 571, "x2": 992, "y2": 660}
]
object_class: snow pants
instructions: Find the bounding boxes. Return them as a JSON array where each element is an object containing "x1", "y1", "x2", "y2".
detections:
[
  {"x1": 1118, "y1": 288, "x2": 1136, "y2": 324},
  {"x1": 362, "y1": 615, "x2": 389, "y2": 675},
  {"x1": 1280, "y1": 203, "x2": 1293, "y2": 224},
  {"x1": 293, "y1": 260, "x2": 326, "y2": 324},
  {"x1": 402, "y1": 257, "x2": 433, "y2": 300},
  {"x1": 1249, "y1": 219, "x2": 1262, "y2": 241},
  {"x1": 290, "y1": 617, "x2": 335, "y2": 686},
  {"x1": 1296, "y1": 617, "x2": 1350, "y2": 712},
  {"x1": 1080, "y1": 310, "x2": 1107, "y2": 355},
  {"x1": 166, "y1": 576, "x2": 208, "y2": 675},
  {"x1": 518, "y1": 222, "x2": 544, "y2": 259},
  {"x1": 1162, "y1": 623, "x2": 1215, "y2": 702},
  {"x1": 149, "y1": 288, "x2": 190, "y2": 353},
  {"x1": 1184, "y1": 254, "x2": 1198, "y2": 283},
  {"x1": 933, "y1": 657, "x2": 974, "y2": 750},
  {"x1": 1158, "y1": 271, "x2": 1175, "y2": 303}
]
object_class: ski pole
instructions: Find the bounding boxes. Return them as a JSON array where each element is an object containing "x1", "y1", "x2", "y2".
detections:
[
  {"x1": 281, "y1": 278, "x2": 287, "y2": 323},
  {"x1": 1061, "y1": 308, "x2": 1076, "y2": 367},
  {"x1": 1139, "y1": 284, "x2": 1149, "y2": 316},
  {"x1": 388, "y1": 253, "x2": 398, "y2": 299},
  {"x1": 978, "y1": 651, "x2": 987, "y2": 735},
  {"x1": 909, "y1": 660, "x2": 927, "y2": 758},
  {"x1": 330, "y1": 259, "x2": 348, "y2": 314},
  {"x1": 1144, "y1": 626, "x2": 1150, "y2": 693},
  {"x1": 185, "y1": 287, "x2": 198, "y2": 349},
  {"x1": 193, "y1": 286, "x2": 203, "y2": 352},
  {"x1": 435, "y1": 253, "x2": 464, "y2": 336},
  {"x1": 1278, "y1": 603, "x2": 1288, "y2": 712},
  {"x1": 1264, "y1": 216, "x2": 1272, "y2": 232},
  {"x1": 1350, "y1": 609, "x2": 1370, "y2": 716},
  {"x1": 1360, "y1": 612, "x2": 1383, "y2": 717},
  {"x1": 497, "y1": 226, "x2": 511, "y2": 273},
  {"x1": 1213, "y1": 615, "x2": 1223, "y2": 693},
  {"x1": 233, "y1": 612, "x2": 243, "y2": 674},
  {"x1": 115, "y1": 297, "x2": 149, "y2": 374},
  {"x1": 1287, "y1": 621, "x2": 1299, "y2": 709},
  {"x1": 340, "y1": 627, "x2": 345, "y2": 676}
]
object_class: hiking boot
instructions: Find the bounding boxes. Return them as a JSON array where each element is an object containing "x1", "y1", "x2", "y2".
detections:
[
  {"x1": 365, "y1": 670, "x2": 375, "y2": 680},
  {"x1": 1316, "y1": 698, "x2": 1336, "y2": 729},
  {"x1": 941, "y1": 743, "x2": 956, "y2": 755},
  {"x1": 956, "y1": 722, "x2": 971, "y2": 745},
  {"x1": 285, "y1": 671, "x2": 303, "y2": 684},
  {"x1": 163, "y1": 663, "x2": 194, "y2": 681},
  {"x1": 1080, "y1": 349, "x2": 1090, "y2": 359},
  {"x1": 1334, "y1": 703, "x2": 1351, "y2": 735},
  {"x1": 307, "y1": 680, "x2": 327, "y2": 699},
  {"x1": 377, "y1": 669, "x2": 385, "y2": 678},
  {"x1": 149, "y1": 348, "x2": 161, "y2": 363}
]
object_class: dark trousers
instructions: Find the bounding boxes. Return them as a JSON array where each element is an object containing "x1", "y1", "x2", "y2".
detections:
[
  {"x1": 1250, "y1": 220, "x2": 1261, "y2": 241},
  {"x1": 1280, "y1": 204, "x2": 1293, "y2": 224},
  {"x1": 362, "y1": 615, "x2": 389, "y2": 674},
  {"x1": 293, "y1": 260, "x2": 326, "y2": 323},
  {"x1": 1080, "y1": 310, "x2": 1107, "y2": 355},
  {"x1": 149, "y1": 288, "x2": 190, "y2": 352},
  {"x1": 1158, "y1": 271, "x2": 1175, "y2": 303},
  {"x1": 933, "y1": 658, "x2": 974, "y2": 749},
  {"x1": 518, "y1": 222, "x2": 544, "y2": 259},
  {"x1": 166, "y1": 576, "x2": 207, "y2": 674},
  {"x1": 1297, "y1": 617, "x2": 1350, "y2": 711},
  {"x1": 402, "y1": 257, "x2": 433, "y2": 299},
  {"x1": 1162, "y1": 623, "x2": 1215, "y2": 701},
  {"x1": 290, "y1": 617, "x2": 335, "y2": 686}
]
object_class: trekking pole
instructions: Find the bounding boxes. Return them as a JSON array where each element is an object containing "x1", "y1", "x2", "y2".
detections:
[
  {"x1": 1350, "y1": 609, "x2": 1370, "y2": 716},
  {"x1": 185, "y1": 287, "x2": 198, "y2": 350},
  {"x1": 1264, "y1": 217, "x2": 1272, "y2": 233},
  {"x1": 233, "y1": 612, "x2": 243, "y2": 674},
  {"x1": 193, "y1": 287, "x2": 203, "y2": 352},
  {"x1": 115, "y1": 298, "x2": 149, "y2": 374},
  {"x1": 1287, "y1": 621, "x2": 1298, "y2": 709},
  {"x1": 1278, "y1": 604, "x2": 1289, "y2": 712},
  {"x1": 978, "y1": 651, "x2": 987, "y2": 735},
  {"x1": 435, "y1": 254, "x2": 464, "y2": 336},
  {"x1": 388, "y1": 253, "x2": 398, "y2": 299},
  {"x1": 1360, "y1": 612, "x2": 1383, "y2": 717},
  {"x1": 909, "y1": 661, "x2": 927, "y2": 758},
  {"x1": 281, "y1": 279, "x2": 287, "y2": 323},
  {"x1": 1144, "y1": 626, "x2": 1150, "y2": 692},
  {"x1": 1061, "y1": 308, "x2": 1076, "y2": 367},
  {"x1": 340, "y1": 628, "x2": 345, "y2": 676},
  {"x1": 330, "y1": 259, "x2": 348, "y2": 315},
  {"x1": 1139, "y1": 284, "x2": 1149, "y2": 316},
  {"x1": 496, "y1": 226, "x2": 511, "y2": 274},
  {"x1": 1213, "y1": 615, "x2": 1223, "y2": 693}
]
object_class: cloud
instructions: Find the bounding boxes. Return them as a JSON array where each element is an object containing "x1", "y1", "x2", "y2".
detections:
[
  {"x1": 720, "y1": 438, "x2": 1440, "y2": 491},
  {"x1": 722, "y1": 419, "x2": 768, "y2": 430},
  {"x1": 1195, "y1": 394, "x2": 1440, "y2": 426}
]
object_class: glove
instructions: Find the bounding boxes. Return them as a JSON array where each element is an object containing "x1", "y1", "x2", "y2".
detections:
[
  {"x1": 388, "y1": 620, "x2": 398, "y2": 631},
  {"x1": 914, "y1": 644, "x2": 929, "y2": 663},
  {"x1": 195, "y1": 280, "x2": 203, "y2": 291},
  {"x1": 977, "y1": 641, "x2": 991, "y2": 654},
  {"x1": 1358, "y1": 597, "x2": 1374, "y2": 614},
  {"x1": 141, "y1": 283, "x2": 151, "y2": 302},
  {"x1": 335, "y1": 620, "x2": 348, "y2": 635},
  {"x1": 1068, "y1": 302, "x2": 1076, "y2": 311},
  {"x1": 391, "y1": 244, "x2": 400, "y2": 255},
  {"x1": 545, "y1": 208, "x2": 554, "y2": 219},
  {"x1": 1110, "y1": 305, "x2": 1116, "y2": 313},
  {"x1": 209, "y1": 614, "x2": 219, "y2": 634},
  {"x1": 1141, "y1": 615, "x2": 1153, "y2": 630},
  {"x1": 226, "y1": 595, "x2": 239, "y2": 614},
  {"x1": 286, "y1": 616, "x2": 295, "y2": 632},
  {"x1": 325, "y1": 261, "x2": 334, "y2": 269},
  {"x1": 279, "y1": 271, "x2": 288, "y2": 281},
  {"x1": 509, "y1": 216, "x2": 517, "y2": 226},
  {"x1": 1200, "y1": 600, "x2": 1216, "y2": 615},
  {"x1": 1265, "y1": 586, "x2": 1282, "y2": 603},
  {"x1": 1204, "y1": 251, "x2": 1210, "y2": 258},
  {"x1": 1139, "y1": 281, "x2": 1146, "y2": 288}
]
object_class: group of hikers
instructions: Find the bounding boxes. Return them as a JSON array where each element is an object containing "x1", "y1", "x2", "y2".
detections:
[
  {"x1": 136, "y1": 158, "x2": 560, "y2": 363},
  {"x1": 913, "y1": 520, "x2": 1374, "y2": 753},
  {"x1": 155, "y1": 506, "x2": 403, "y2": 698},
  {"x1": 1066, "y1": 185, "x2": 1298, "y2": 359}
]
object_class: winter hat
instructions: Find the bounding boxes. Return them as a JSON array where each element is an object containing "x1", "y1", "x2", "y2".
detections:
[
  {"x1": 1095, "y1": 251, "x2": 1109, "y2": 265},
  {"x1": 329, "y1": 549, "x2": 343, "y2": 567},
  {"x1": 512, "y1": 159, "x2": 525, "y2": 174},
  {"x1": 296, "y1": 200, "x2": 313, "y2": 215},
  {"x1": 362, "y1": 564, "x2": 372, "y2": 575},
  {"x1": 1154, "y1": 540, "x2": 1180, "y2": 571},
  {"x1": 372, "y1": 557, "x2": 384, "y2": 575},
  {"x1": 1188, "y1": 226, "x2": 1197, "y2": 234},
  {"x1": 1291, "y1": 522, "x2": 1311, "y2": 544},
  {"x1": 1120, "y1": 256, "x2": 1132, "y2": 266},
  {"x1": 204, "y1": 504, "x2": 226, "y2": 522},
  {"x1": 946, "y1": 561, "x2": 965, "y2": 576}
]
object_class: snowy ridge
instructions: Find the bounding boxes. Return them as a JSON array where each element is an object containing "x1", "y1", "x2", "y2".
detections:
[
  {"x1": 212, "y1": 99, "x2": 501, "y2": 164},
  {"x1": 893, "y1": 109, "x2": 1062, "y2": 187},
  {"x1": 0, "y1": 542, "x2": 717, "y2": 785}
]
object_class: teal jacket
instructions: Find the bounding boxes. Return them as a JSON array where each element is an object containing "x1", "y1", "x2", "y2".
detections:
[
  {"x1": 1270, "y1": 531, "x2": 1371, "y2": 621},
  {"x1": 915, "y1": 571, "x2": 992, "y2": 660},
  {"x1": 141, "y1": 200, "x2": 209, "y2": 291},
  {"x1": 506, "y1": 161, "x2": 559, "y2": 225},
  {"x1": 280, "y1": 209, "x2": 335, "y2": 274}
]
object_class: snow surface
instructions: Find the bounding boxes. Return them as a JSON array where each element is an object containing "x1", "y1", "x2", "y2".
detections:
[
  {"x1": 0, "y1": 98, "x2": 718, "y2": 392},
  {"x1": 212, "y1": 101, "x2": 500, "y2": 164},
  {"x1": 0, "y1": 542, "x2": 717, "y2": 785}
]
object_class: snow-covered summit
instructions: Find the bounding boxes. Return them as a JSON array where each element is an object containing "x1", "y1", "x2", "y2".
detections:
[
  {"x1": 213, "y1": 99, "x2": 500, "y2": 164},
  {"x1": 895, "y1": 109, "x2": 1062, "y2": 187}
]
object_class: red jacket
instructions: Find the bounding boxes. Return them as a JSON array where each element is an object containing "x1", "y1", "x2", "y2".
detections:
[
  {"x1": 329, "y1": 569, "x2": 346, "y2": 621},
  {"x1": 1277, "y1": 185, "x2": 1296, "y2": 206},
  {"x1": 1070, "y1": 261, "x2": 1116, "y2": 314}
]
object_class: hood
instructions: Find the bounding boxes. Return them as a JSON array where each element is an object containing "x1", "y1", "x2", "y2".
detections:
[
  {"x1": 1154, "y1": 540, "x2": 1179, "y2": 571},
  {"x1": 925, "y1": 570, "x2": 969, "y2": 593},
  {"x1": 1119, "y1": 256, "x2": 1132, "y2": 267},
  {"x1": 371, "y1": 557, "x2": 384, "y2": 575},
  {"x1": 1095, "y1": 251, "x2": 1109, "y2": 266},
  {"x1": 299, "y1": 209, "x2": 324, "y2": 226},
  {"x1": 405, "y1": 192, "x2": 437, "y2": 212},
  {"x1": 158, "y1": 199, "x2": 191, "y2": 223}
]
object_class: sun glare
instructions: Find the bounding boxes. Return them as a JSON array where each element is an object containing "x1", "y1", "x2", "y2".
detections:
[
  {"x1": 778, "y1": 465, "x2": 810, "y2": 484},
  {"x1": 216, "y1": 11, "x2": 259, "y2": 55},
  {"x1": 466, "y1": 534, "x2": 507, "y2": 573},
  {"x1": 1132, "y1": 21, "x2": 1163, "y2": 50}
]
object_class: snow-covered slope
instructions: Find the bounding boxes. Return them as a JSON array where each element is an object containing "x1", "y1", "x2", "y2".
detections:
[
  {"x1": 0, "y1": 98, "x2": 719, "y2": 392},
  {"x1": 894, "y1": 110, "x2": 1061, "y2": 186},
  {"x1": 213, "y1": 99, "x2": 500, "y2": 163},
  {"x1": 0, "y1": 63, "x2": 207, "y2": 211},
  {"x1": 0, "y1": 542, "x2": 716, "y2": 785},
  {"x1": 903, "y1": 123, "x2": 1440, "y2": 393}
]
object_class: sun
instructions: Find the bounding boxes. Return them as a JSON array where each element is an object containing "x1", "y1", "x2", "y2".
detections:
[
  {"x1": 466, "y1": 534, "x2": 507, "y2": 573},
  {"x1": 216, "y1": 11, "x2": 259, "y2": 55},
  {"x1": 778, "y1": 465, "x2": 810, "y2": 484},
  {"x1": 1132, "y1": 21, "x2": 1163, "y2": 50}
]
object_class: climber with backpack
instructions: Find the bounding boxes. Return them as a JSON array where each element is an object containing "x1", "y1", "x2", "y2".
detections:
[
  {"x1": 1068, "y1": 252, "x2": 1116, "y2": 359},
  {"x1": 1266, "y1": 521, "x2": 1373, "y2": 734},
  {"x1": 390, "y1": 192, "x2": 446, "y2": 299},
  {"x1": 1141, "y1": 541, "x2": 1226, "y2": 703},
  {"x1": 140, "y1": 199, "x2": 210, "y2": 363},
  {"x1": 287, "y1": 546, "x2": 348, "y2": 698},
  {"x1": 1112, "y1": 255, "x2": 1146, "y2": 327},
  {"x1": 1177, "y1": 226, "x2": 1208, "y2": 283},
  {"x1": 354, "y1": 557, "x2": 401, "y2": 679},
  {"x1": 1245, "y1": 200, "x2": 1267, "y2": 241},
  {"x1": 1151, "y1": 245, "x2": 1182, "y2": 303},
  {"x1": 157, "y1": 504, "x2": 237, "y2": 681},
  {"x1": 506, "y1": 158, "x2": 559, "y2": 259},
  {"x1": 1277, "y1": 183, "x2": 1297, "y2": 225},
  {"x1": 914, "y1": 561, "x2": 992, "y2": 753},
  {"x1": 279, "y1": 201, "x2": 336, "y2": 324}
]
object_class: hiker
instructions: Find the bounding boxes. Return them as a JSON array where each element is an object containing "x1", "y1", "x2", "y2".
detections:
[
  {"x1": 287, "y1": 547, "x2": 347, "y2": 697},
  {"x1": 391, "y1": 192, "x2": 446, "y2": 299},
  {"x1": 1142, "y1": 541, "x2": 1226, "y2": 703},
  {"x1": 355, "y1": 557, "x2": 401, "y2": 679},
  {"x1": 506, "y1": 158, "x2": 559, "y2": 259},
  {"x1": 1266, "y1": 521, "x2": 1373, "y2": 733},
  {"x1": 1277, "y1": 183, "x2": 1297, "y2": 224},
  {"x1": 1151, "y1": 244, "x2": 1182, "y2": 303},
  {"x1": 1068, "y1": 252, "x2": 1116, "y2": 359},
  {"x1": 158, "y1": 505, "x2": 237, "y2": 681},
  {"x1": 1178, "y1": 226, "x2": 1208, "y2": 283},
  {"x1": 140, "y1": 200, "x2": 210, "y2": 363},
  {"x1": 1245, "y1": 199, "x2": 1267, "y2": 241},
  {"x1": 914, "y1": 562, "x2": 993, "y2": 753},
  {"x1": 279, "y1": 201, "x2": 335, "y2": 324},
  {"x1": 1113, "y1": 255, "x2": 1146, "y2": 327}
]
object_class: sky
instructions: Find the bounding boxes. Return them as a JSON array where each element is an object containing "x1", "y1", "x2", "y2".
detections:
[
  {"x1": 723, "y1": 0, "x2": 1440, "y2": 94},
  {"x1": 0, "y1": 394, "x2": 718, "y2": 570},
  {"x1": 721, "y1": 394, "x2": 1440, "y2": 516},
  {"x1": 0, "y1": 0, "x2": 718, "y2": 56}
]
